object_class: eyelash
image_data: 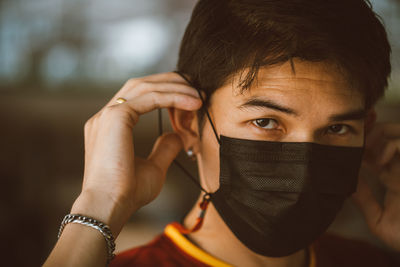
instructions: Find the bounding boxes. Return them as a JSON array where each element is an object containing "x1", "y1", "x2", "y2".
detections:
[
  {"x1": 252, "y1": 118, "x2": 280, "y2": 130},
  {"x1": 251, "y1": 118, "x2": 355, "y2": 136},
  {"x1": 325, "y1": 124, "x2": 355, "y2": 136}
]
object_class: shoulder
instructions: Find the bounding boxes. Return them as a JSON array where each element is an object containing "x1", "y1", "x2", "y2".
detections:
[
  {"x1": 110, "y1": 233, "x2": 207, "y2": 267},
  {"x1": 313, "y1": 233, "x2": 397, "y2": 267}
]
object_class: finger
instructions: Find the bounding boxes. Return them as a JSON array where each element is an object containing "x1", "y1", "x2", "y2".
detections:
[
  {"x1": 379, "y1": 139, "x2": 400, "y2": 166},
  {"x1": 125, "y1": 91, "x2": 201, "y2": 113},
  {"x1": 147, "y1": 133, "x2": 183, "y2": 174},
  {"x1": 363, "y1": 143, "x2": 385, "y2": 173},
  {"x1": 360, "y1": 158, "x2": 381, "y2": 177},
  {"x1": 365, "y1": 123, "x2": 400, "y2": 159},
  {"x1": 380, "y1": 160, "x2": 400, "y2": 192},
  {"x1": 352, "y1": 176, "x2": 383, "y2": 233},
  {"x1": 364, "y1": 129, "x2": 386, "y2": 164},
  {"x1": 106, "y1": 78, "x2": 199, "y2": 107},
  {"x1": 365, "y1": 123, "x2": 384, "y2": 150},
  {"x1": 127, "y1": 81, "x2": 199, "y2": 98},
  {"x1": 107, "y1": 92, "x2": 202, "y2": 126},
  {"x1": 382, "y1": 123, "x2": 400, "y2": 138}
]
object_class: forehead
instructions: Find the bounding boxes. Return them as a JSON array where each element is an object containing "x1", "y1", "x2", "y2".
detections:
[{"x1": 214, "y1": 59, "x2": 364, "y2": 109}]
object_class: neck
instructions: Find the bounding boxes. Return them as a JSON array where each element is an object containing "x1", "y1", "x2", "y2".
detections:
[{"x1": 183, "y1": 194, "x2": 308, "y2": 267}]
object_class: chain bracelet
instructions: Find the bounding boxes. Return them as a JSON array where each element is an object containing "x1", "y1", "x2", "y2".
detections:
[{"x1": 58, "y1": 214, "x2": 116, "y2": 264}]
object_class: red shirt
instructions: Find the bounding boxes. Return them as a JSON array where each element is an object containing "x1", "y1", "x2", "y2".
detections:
[{"x1": 110, "y1": 223, "x2": 396, "y2": 267}]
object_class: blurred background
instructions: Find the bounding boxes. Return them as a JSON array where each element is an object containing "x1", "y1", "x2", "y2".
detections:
[{"x1": 0, "y1": 0, "x2": 399, "y2": 266}]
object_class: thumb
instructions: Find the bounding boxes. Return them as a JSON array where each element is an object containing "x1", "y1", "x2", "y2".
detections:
[
  {"x1": 352, "y1": 173, "x2": 382, "y2": 233},
  {"x1": 148, "y1": 132, "x2": 183, "y2": 174}
]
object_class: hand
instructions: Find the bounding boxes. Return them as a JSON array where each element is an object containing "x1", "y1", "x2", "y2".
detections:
[
  {"x1": 352, "y1": 122, "x2": 400, "y2": 251},
  {"x1": 71, "y1": 72, "x2": 202, "y2": 235}
]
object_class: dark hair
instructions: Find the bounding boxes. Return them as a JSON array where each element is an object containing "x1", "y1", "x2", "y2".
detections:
[{"x1": 176, "y1": 0, "x2": 391, "y2": 130}]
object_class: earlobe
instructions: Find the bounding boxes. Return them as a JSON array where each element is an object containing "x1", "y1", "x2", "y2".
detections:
[{"x1": 168, "y1": 107, "x2": 200, "y2": 153}]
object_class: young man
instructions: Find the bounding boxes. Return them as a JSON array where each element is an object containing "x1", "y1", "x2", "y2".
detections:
[{"x1": 45, "y1": 0, "x2": 400, "y2": 266}]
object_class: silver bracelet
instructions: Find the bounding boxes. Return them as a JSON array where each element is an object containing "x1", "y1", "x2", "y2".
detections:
[{"x1": 58, "y1": 214, "x2": 116, "y2": 264}]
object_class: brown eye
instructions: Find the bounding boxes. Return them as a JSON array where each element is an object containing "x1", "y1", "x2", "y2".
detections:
[
  {"x1": 252, "y1": 118, "x2": 279, "y2": 130},
  {"x1": 328, "y1": 124, "x2": 349, "y2": 135}
]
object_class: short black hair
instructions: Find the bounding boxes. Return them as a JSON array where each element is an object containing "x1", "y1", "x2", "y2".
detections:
[{"x1": 176, "y1": 0, "x2": 391, "y2": 131}]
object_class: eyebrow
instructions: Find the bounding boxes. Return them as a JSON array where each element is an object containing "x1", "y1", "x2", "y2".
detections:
[
  {"x1": 329, "y1": 109, "x2": 367, "y2": 122},
  {"x1": 238, "y1": 97, "x2": 366, "y2": 121},
  {"x1": 238, "y1": 98, "x2": 299, "y2": 116}
]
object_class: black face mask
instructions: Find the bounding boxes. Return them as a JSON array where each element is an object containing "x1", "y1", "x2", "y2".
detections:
[
  {"x1": 171, "y1": 71, "x2": 365, "y2": 257},
  {"x1": 212, "y1": 135, "x2": 364, "y2": 257}
]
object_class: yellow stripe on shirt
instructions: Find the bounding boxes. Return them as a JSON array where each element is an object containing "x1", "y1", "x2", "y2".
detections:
[
  {"x1": 309, "y1": 243, "x2": 317, "y2": 267},
  {"x1": 165, "y1": 224, "x2": 233, "y2": 267},
  {"x1": 164, "y1": 223, "x2": 316, "y2": 267}
]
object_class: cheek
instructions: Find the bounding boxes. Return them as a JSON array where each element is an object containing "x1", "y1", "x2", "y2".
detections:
[{"x1": 198, "y1": 123, "x2": 221, "y2": 192}]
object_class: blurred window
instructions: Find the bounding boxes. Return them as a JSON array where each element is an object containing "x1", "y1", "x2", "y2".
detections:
[{"x1": 0, "y1": 0, "x2": 398, "y2": 102}]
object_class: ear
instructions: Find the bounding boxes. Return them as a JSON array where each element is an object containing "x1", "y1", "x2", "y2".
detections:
[
  {"x1": 168, "y1": 107, "x2": 200, "y2": 154},
  {"x1": 364, "y1": 108, "x2": 377, "y2": 134}
]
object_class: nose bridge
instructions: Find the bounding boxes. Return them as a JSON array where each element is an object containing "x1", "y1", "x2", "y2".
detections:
[
  {"x1": 287, "y1": 127, "x2": 316, "y2": 143},
  {"x1": 287, "y1": 108, "x2": 322, "y2": 143}
]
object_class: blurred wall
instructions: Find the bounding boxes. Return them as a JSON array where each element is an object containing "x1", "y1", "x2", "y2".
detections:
[{"x1": 0, "y1": 0, "x2": 399, "y2": 266}]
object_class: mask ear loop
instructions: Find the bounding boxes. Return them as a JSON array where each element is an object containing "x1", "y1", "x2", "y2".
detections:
[
  {"x1": 157, "y1": 72, "x2": 213, "y2": 234},
  {"x1": 173, "y1": 71, "x2": 221, "y2": 145}
]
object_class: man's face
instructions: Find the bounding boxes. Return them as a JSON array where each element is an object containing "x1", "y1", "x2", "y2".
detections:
[{"x1": 196, "y1": 59, "x2": 367, "y2": 192}]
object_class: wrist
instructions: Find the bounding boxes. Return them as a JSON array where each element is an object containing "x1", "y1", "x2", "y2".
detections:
[{"x1": 71, "y1": 190, "x2": 139, "y2": 236}]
